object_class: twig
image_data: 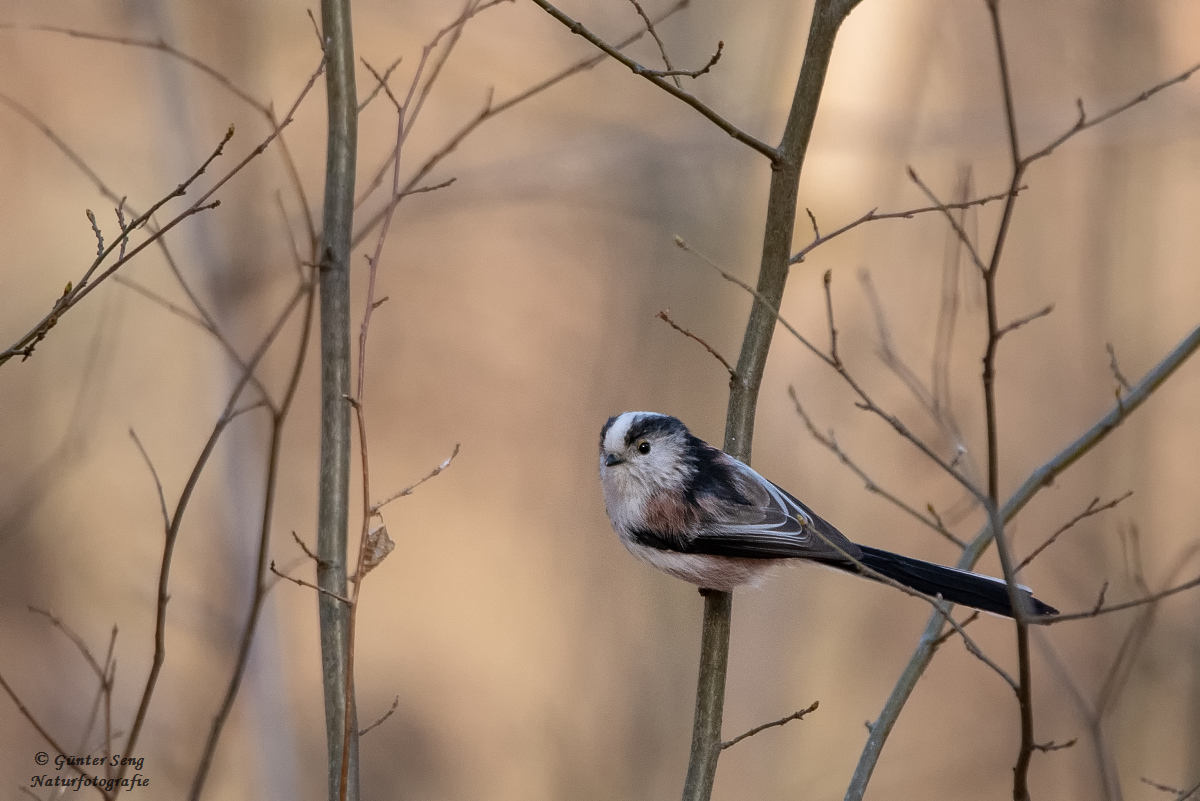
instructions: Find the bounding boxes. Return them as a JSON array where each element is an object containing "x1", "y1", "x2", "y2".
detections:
[
  {"x1": 292, "y1": 530, "x2": 325, "y2": 565},
  {"x1": 1142, "y1": 777, "x2": 1200, "y2": 801},
  {"x1": 1017, "y1": 491, "x2": 1133, "y2": 570},
  {"x1": 5, "y1": 92, "x2": 270, "y2": 397},
  {"x1": 1043, "y1": 574, "x2": 1200, "y2": 625},
  {"x1": 27, "y1": 608, "x2": 108, "y2": 685},
  {"x1": 788, "y1": 388, "x2": 966, "y2": 549},
  {"x1": 352, "y1": 0, "x2": 694, "y2": 245},
  {"x1": 906, "y1": 167, "x2": 990, "y2": 274},
  {"x1": 1, "y1": 59, "x2": 325, "y2": 367},
  {"x1": 86, "y1": 209, "x2": 105, "y2": 258},
  {"x1": 954, "y1": 611, "x2": 1019, "y2": 692},
  {"x1": 359, "y1": 55, "x2": 404, "y2": 112},
  {"x1": 528, "y1": 0, "x2": 777, "y2": 163},
  {"x1": 187, "y1": 276, "x2": 318, "y2": 801},
  {"x1": 979, "y1": 7, "x2": 1037, "y2": 797},
  {"x1": 858, "y1": 268, "x2": 981, "y2": 490},
  {"x1": 270, "y1": 562, "x2": 352, "y2": 605},
  {"x1": 372, "y1": 444, "x2": 461, "y2": 514},
  {"x1": 930, "y1": 611, "x2": 980, "y2": 649},
  {"x1": 1033, "y1": 739, "x2": 1077, "y2": 753},
  {"x1": 625, "y1": 0, "x2": 680, "y2": 88},
  {"x1": 802, "y1": 521, "x2": 1023, "y2": 689},
  {"x1": 1106, "y1": 342, "x2": 1132, "y2": 393},
  {"x1": 4, "y1": 24, "x2": 321, "y2": 245},
  {"x1": 721, "y1": 701, "x2": 818, "y2": 749},
  {"x1": 822, "y1": 270, "x2": 840, "y2": 367},
  {"x1": 113, "y1": 276, "x2": 212, "y2": 333},
  {"x1": 644, "y1": 41, "x2": 723, "y2": 80},
  {"x1": 0, "y1": 672, "x2": 77, "y2": 784},
  {"x1": 676, "y1": 237, "x2": 830, "y2": 366},
  {"x1": 402, "y1": 177, "x2": 457, "y2": 197},
  {"x1": 996, "y1": 304, "x2": 1054, "y2": 339},
  {"x1": 123, "y1": 281, "x2": 308, "y2": 782},
  {"x1": 656, "y1": 310, "x2": 737, "y2": 380},
  {"x1": 1023, "y1": 61, "x2": 1200, "y2": 166},
  {"x1": 790, "y1": 186, "x2": 1020, "y2": 264},
  {"x1": 128, "y1": 429, "x2": 170, "y2": 534},
  {"x1": 680, "y1": 237, "x2": 989, "y2": 507},
  {"x1": 359, "y1": 696, "x2": 400, "y2": 736},
  {"x1": 847, "y1": 54, "x2": 1200, "y2": 801}
]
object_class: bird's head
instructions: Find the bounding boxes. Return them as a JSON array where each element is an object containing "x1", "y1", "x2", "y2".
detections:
[{"x1": 598, "y1": 412, "x2": 694, "y2": 502}]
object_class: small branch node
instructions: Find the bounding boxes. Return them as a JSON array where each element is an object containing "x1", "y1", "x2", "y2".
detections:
[{"x1": 86, "y1": 209, "x2": 104, "y2": 258}]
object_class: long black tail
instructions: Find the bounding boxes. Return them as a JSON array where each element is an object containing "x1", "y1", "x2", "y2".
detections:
[{"x1": 851, "y1": 546, "x2": 1058, "y2": 618}]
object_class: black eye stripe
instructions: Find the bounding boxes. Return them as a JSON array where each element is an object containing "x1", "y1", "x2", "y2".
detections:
[{"x1": 623, "y1": 414, "x2": 685, "y2": 447}]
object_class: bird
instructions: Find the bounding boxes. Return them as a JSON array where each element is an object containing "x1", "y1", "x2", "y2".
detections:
[{"x1": 598, "y1": 411, "x2": 1058, "y2": 619}]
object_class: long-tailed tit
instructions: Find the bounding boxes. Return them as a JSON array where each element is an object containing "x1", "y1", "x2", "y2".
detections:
[{"x1": 598, "y1": 411, "x2": 1057, "y2": 618}]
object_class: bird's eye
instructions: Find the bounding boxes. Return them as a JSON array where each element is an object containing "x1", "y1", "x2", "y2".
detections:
[{"x1": 637, "y1": 441, "x2": 651, "y2": 455}]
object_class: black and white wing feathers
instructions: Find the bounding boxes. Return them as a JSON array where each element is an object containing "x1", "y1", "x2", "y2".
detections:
[{"x1": 683, "y1": 452, "x2": 863, "y2": 562}]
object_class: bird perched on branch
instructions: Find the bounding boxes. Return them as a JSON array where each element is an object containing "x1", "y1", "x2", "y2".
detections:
[{"x1": 598, "y1": 411, "x2": 1057, "y2": 619}]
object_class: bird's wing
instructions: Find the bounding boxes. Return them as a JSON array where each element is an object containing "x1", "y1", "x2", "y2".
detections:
[{"x1": 686, "y1": 456, "x2": 862, "y2": 561}]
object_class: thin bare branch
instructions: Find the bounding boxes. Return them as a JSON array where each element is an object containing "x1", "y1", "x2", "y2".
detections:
[
  {"x1": 721, "y1": 701, "x2": 819, "y2": 749},
  {"x1": 352, "y1": 0, "x2": 693, "y2": 245},
  {"x1": 1033, "y1": 739, "x2": 1077, "y2": 754},
  {"x1": 930, "y1": 611, "x2": 980, "y2": 649},
  {"x1": 1142, "y1": 777, "x2": 1200, "y2": 801},
  {"x1": 292, "y1": 530, "x2": 325, "y2": 565},
  {"x1": 643, "y1": 41, "x2": 723, "y2": 80},
  {"x1": 372, "y1": 444, "x2": 462, "y2": 514},
  {"x1": 187, "y1": 276, "x2": 318, "y2": 801},
  {"x1": 822, "y1": 269, "x2": 840, "y2": 367},
  {"x1": 0, "y1": 672, "x2": 77, "y2": 782},
  {"x1": 1, "y1": 59, "x2": 325, "y2": 367},
  {"x1": 657, "y1": 310, "x2": 737, "y2": 380},
  {"x1": 850, "y1": 271, "x2": 1200, "y2": 801},
  {"x1": 1106, "y1": 342, "x2": 1132, "y2": 393},
  {"x1": 858, "y1": 268, "x2": 982, "y2": 489},
  {"x1": 270, "y1": 561, "x2": 352, "y2": 605},
  {"x1": 1017, "y1": 491, "x2": 1133, "y2": 570},
  {"x1": 1024, "y1": 62, "x2": 1200, "y2": 166},
  {"x1": 676, "y1": 236, "x2": 831, "y2": 366},
  {"x1": 528, "y1": 0, "x2": 777, "y2": 162},
  {"x1": 906, "y1": 166, "x2": 989, "y2": 274},
  {"x1": 359, "y1": 696, "x2": 400, "y2": 737},
  {"x1": 128, "y1": 429, "x2": 170, "y2": 534},
  {"x1": 401, "y1": 177, "x2": 457, "y2": 197},
  {"x1": 788, "y1": 387, "x2": 966, "y2": 549},
  {"x1": 3, "y1": 23, "x2": 321, "y2": 242},
  {"x1": 679, "y1": 237, "x2": 989, "y2": 507},
  {"x1": 113, "y1": 275, "x2": 211, "y2": 333},
  {"x1": 27, "y1": 608, "x2": 108, "y2": 685},
  {"x1": 997, "y1": 304, "x2": 1054, "y2": 339},
  {"x1": 1044, "y1": 573, "x2": 1200, "y2": 625},
  {"x1": 625, "y1": 0, "x2": 680, "y2": 88},
  {"x1": 790, "y1": 185, "x2": 1019, "y2": 264},
  {"x1": 359, "y1": 55, "x2": 404, "y2": 112},
  {"x1": 124, "y1": 281, "x2": 308, "y2": 773}
]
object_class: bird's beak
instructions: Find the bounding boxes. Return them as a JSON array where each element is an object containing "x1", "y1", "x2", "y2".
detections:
[{"x1": 603, "y1": 453, "x2": 624, "y2": 467}]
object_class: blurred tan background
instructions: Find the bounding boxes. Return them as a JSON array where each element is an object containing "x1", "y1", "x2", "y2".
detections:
[{"x1": 2, "y1": 0, "x2": 1199, "y2": 799}]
